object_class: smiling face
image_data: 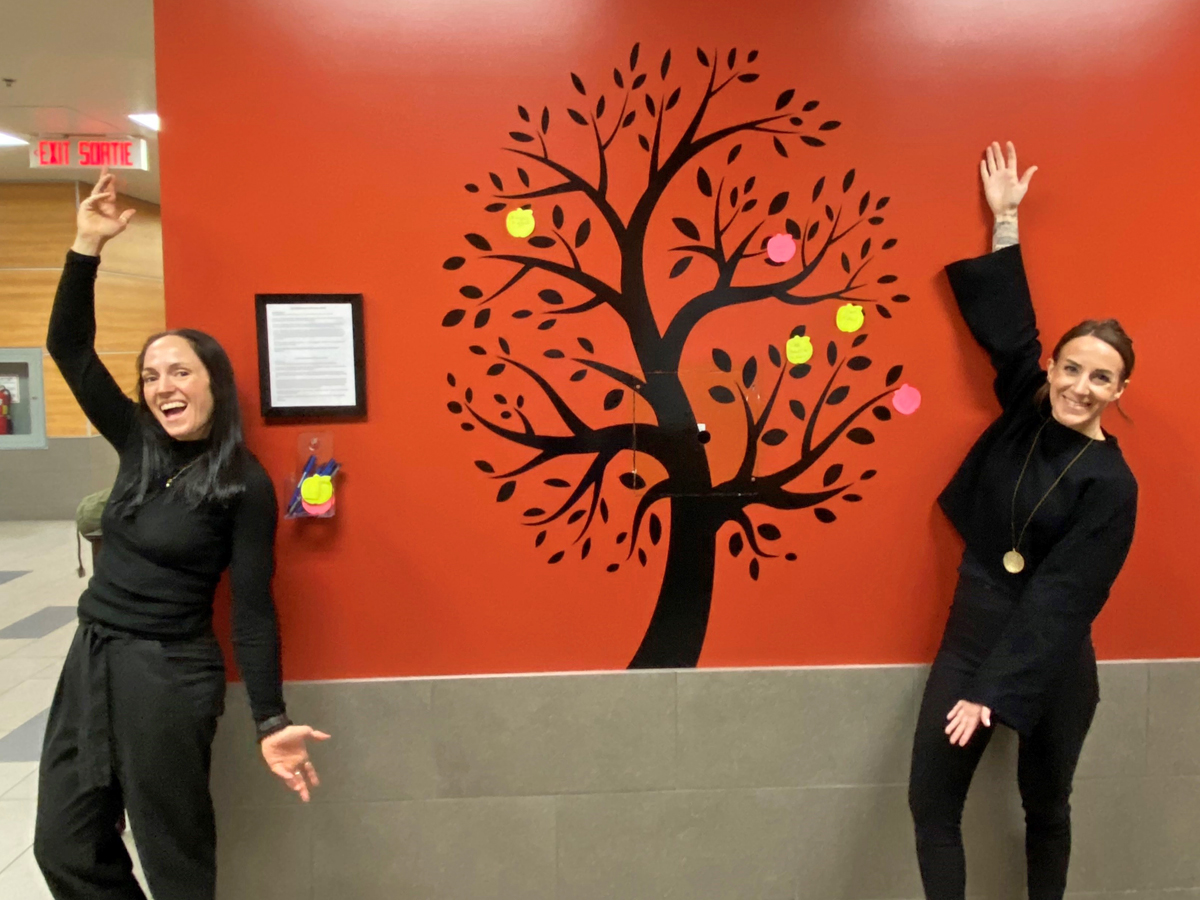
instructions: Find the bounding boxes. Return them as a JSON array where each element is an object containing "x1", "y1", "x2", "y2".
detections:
[
  {"x1": 1045, "y1": 335, "x2": 1127, "y2": 439},
  {"x1": 141, "y1": 335, "x2": 215, "y2": 441}
]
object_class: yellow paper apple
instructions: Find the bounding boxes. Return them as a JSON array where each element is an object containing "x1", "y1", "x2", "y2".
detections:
[
  {"x1": 836, "y1": 303, "x2": 865, "y2": 333},
  {"x1": 506, "y1": 207, "x2": 536, "y2": 238},
  {"x1": 300, "y1": 474, "x2": 334, "y2": 506},
  {"x1": 786, "y1": 335, "x2": 813, "y2": 365}
]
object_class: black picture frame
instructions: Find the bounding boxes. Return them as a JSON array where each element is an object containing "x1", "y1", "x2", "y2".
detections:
[{"x1": 255, "y1": 293, "x2": 367, "y2": 419}]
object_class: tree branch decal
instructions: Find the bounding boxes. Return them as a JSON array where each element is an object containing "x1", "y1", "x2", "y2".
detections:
[{"x1": 442, "y1": 43, "x2": 918, "y2": 666}]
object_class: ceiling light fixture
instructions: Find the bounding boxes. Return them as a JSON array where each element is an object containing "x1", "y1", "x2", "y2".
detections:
[
  {"x1": 128, "y1": 113, "x2": 160, "y2": 131},
  {"x1": 0, "y1": 131, "x2": 29, "y2": 147}
]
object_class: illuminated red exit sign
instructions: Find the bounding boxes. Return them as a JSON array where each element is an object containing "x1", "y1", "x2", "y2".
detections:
[{"x1": 30, "y1": 136, "x2": 148, "y2": 170}]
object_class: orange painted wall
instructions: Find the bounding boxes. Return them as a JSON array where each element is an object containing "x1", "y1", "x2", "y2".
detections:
[{"x1": 153, "y1": 0, "x2": 1200, "y2": 677}]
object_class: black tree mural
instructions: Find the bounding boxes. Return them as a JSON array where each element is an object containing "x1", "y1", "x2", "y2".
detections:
[{"x1": 441, "y1": 44, "x2": 915, "y2": 668}]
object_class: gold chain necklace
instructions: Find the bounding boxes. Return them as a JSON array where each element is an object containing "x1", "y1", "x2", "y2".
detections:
[
  {"x1": 165, "y1": 455, "x2": 203, "y2": 488},
  {"x1": 1004, "y1": 420, "x2": 1094, "y2": 574}
]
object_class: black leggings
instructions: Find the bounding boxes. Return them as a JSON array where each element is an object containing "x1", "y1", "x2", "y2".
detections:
[
  {"x1": 908, "y1": 567, "x2": 1099, "y2": 900},
  {"x1": 34, "y1": 621, "x2": 226, "y2": 900}
]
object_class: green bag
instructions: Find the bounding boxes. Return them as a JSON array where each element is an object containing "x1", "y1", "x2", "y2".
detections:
[{"x1": 75, "y1": 487, "x2": 111, "y2": 577}]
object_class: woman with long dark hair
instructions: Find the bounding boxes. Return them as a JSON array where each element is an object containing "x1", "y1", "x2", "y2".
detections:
[
  {"x1": 35, "y1": 170, "x2": 329, "y2": 900},
  {"x1": 908, "y1": 142, "x2": 1138, "y2": 900}
]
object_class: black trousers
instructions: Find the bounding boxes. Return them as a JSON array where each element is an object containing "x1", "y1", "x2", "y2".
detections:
[
  {"x1": 35, "y1": 621, "x2": 226, "y2": 900},
  {"x1": 908, "y1": 562, "x2": 1099, "y2": 900}
]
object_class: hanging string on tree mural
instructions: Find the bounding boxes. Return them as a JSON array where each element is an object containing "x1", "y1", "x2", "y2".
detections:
[{"x1": 441, "y1": 43, "x2": 920, "y2": 668}]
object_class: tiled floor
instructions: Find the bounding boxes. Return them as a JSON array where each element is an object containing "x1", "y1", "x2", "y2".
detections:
[{"x1": 0, "y1": 522, "x2": 149, "y2": 899}]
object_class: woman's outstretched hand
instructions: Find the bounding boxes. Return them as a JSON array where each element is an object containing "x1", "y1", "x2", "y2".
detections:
[
  {"x1": 261, "y1": 724, "x2": 332, "y2": 802},
  {"x1": 72, "y1": 167, "x2": 136, "y2": 256},
  {"x1": 945, "y1": 699, "x2": 992, "y2": 747},
  {"x1": 981, "y1": 141, "x2": 1037, "y2": 220}
]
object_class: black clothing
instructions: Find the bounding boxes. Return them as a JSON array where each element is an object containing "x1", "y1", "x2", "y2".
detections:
[
  {"x1": 35, "y1": 622, "x2": 225, "y2": 900},
  {"x1": 935, "y1": 245, "x2": 1136, "y2": 735},
  {"x1": 909, "y1": 557, "x2": 1099, "y2": 900},
  {"x1": 908, "y1": 245, "x2": 1138, "y2": 900},
  {"x1": 46, "y1": 250, "x2": 284, "y2": 722}
]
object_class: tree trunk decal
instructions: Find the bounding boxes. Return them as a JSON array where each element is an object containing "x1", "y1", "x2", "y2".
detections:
[{"x1": 441, "y1": 44, "x2": 917, "y2": 668}]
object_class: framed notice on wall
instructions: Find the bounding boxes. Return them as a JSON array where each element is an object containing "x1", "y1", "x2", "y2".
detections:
[{"x1": 255, "y1": 294, "x2": 366, "y2": 419}]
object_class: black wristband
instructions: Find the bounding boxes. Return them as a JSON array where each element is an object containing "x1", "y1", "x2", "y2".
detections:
[{"x1": 255, "y1": 713, "x2": 291, "y2": 742}]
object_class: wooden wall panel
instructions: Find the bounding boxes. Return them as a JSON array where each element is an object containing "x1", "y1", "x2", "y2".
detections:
[
  {"x1": 94, "y1": 272, "x2": 166, "y2": 352},
  {"x1": 0, "y1": 183, "x2": 78, "y2": 269},
  {"x1": 0, "y1": 269, "x2": 57, "y2": 347},
  {"x1": 97, "y1": 194, "x2": 164, "y2": 278},
  {"x1": 42, "y1": 351, "x2": 140, "y2": 438}
]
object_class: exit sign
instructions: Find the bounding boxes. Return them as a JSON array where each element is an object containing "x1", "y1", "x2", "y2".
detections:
[{"x1": 30, "y1": 136, "x2": 148, "y2": 170}]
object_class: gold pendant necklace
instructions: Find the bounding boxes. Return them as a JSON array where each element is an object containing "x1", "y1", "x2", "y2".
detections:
[
  {"x1": 166, "y1": 455, "x2": 203, "y2": 488},
  {"x1": 1005, "y1": 420, "x2": 1093, "y2": 574}
]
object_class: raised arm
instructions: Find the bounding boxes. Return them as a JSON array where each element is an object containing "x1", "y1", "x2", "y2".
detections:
[
  {"x1": 46, "y1": 170, "x2": 140, "y2": 450},
  {"x1": 943, "y1": 142, "x2": 1044, "y2": 411}
]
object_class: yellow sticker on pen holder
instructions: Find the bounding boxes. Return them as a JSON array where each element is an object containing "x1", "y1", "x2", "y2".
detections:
[{"x1": 300, "y1": 474, "x2": 334, "y2": 506}]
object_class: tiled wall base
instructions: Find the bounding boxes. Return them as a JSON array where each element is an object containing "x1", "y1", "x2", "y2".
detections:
[
  {"x1": 0, "y1": 437, "x2": 117, "y2": 520},
  {"x1": 210, "y1": 661, "x2": 1200, "y2": 900}
]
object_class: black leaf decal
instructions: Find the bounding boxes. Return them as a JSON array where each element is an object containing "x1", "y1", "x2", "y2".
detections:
[
  {"x1": 645, "y1": 95, "x2": 657, "y2": 117},
  {"x1": 749, "y1": 558, "x2": 760, "y2": 580},
  {"x1": 861, "y1": 237, "x2": 871, "y2": 259},
  {"x1": 738, "y1": 73, "x2": 760, "y2": 83},
  {"x1": 876, "y1": 196, "x2": 890, "y2": 210},
  {"x1": 544, "y1": 478, "x2": 570, "y2": 488},
  {"x1": 815, "y1": 508, "x2": 837, "y2": 523},
  {"x1": 539, "y1": 289, "x2": 564, "y2": 305},
  {"x1": 537, "y1": 319, "x2": 557, "y2": 330},
  {"x1": 790, "y1": 116, "x2": 804, "y2": 126},
  {"x1": 541, "y1": 107, "x2": 550, "y2": 132},
  {"x1": 649, "y1": 513, "x2": 662, "y2": 545},
  {"x1": 669, "y1": 257, "x2": 693, "y2": 278},
  {"x1": 872, "y1": 406, "x2": 892, "y2": 421},
  {"x1": 891, "y1": 293, "x2": 910, "y2": 303},
  {"x1": 786, "y1": 552, "x2": 798, "y2": 561},
  {"x1": 841, "y1": 252, "x2": 851, "y2": 274},
  {"x1": 630, "y1": 42, "x2": 640, "y2": 70},
  {"x1": 603, "y1": 389, "x2": 624, "y2": 410},
  {"x1": 801, "y1": 136, "x2": 826, "y2": 147},
  {"x1": 460, "y1": 285, "x2": 483, "y2": 299},
  {"x1": 869, "y1": 216, "x2": 884, "y2": 226},
  {"x1": 484, "y1": 202, "x2": 506, "y2": 213},
  {"x1": 619, "y1": 472, "x2": 647, "y2": 490},
  {"x1": 447, "y1": 372, "x2": 457, "y2": 387},
  {"x1": 825, "y1": 204, "x2": 835, "y2": 221},
  {"x1": 697, "y1": 47, "x2": 710, "y2": 67},
  {"x1": 883, "y1": 238, "x2": 897, "y2": 250},
  {"x1": 489, "y1": 172, "x2": 504, "y2": 191},
  {"x1": 613, "y1": 68, "x2": 624, "y2": 89},
  {"x1": 606, "y1": 563, "x2": 620, "y2": 573},
  {"x1": 528, "y1": 236, "x2": 556, "y2": 249},
  {"x1": 568, "y1": 509, "x2": 586, "y2": 524},
  {"x1": 673, "y1": 217, "x2": 701, "y2": 240},
  {"x1": 761, "y1": 429, "x2": 788, "y2": 446},
  {"x1": 768, "y1": 344, "x2": 782, "y2": 367},
  {"x1": 486, "y1": 363, "x2": 506, "y2": 376},
  {"x1": 568, "y1": 108, "x2": 588, "y2": 126},
  {"x1": 842, "y1": 169, "x2": 855, "y2": 192},
  {"x1": 878, "y1": 274, "x2": 898, "y2": 284},
  {"x1": 552, "y1": 205, "x2": 565, "y2": 229},
  {"x1": 595, "y1": 95, "x2": 606, "y2": 119},
  {"x1": 859, "y1": 192, "x2": 871, "y2": 216},
  {"x1": 824, "y1": 463, "x2": 843, "y2": 486},
  {"x1": 827, "y1": 385, "x2": 850, "y2": 405},
  {"x1": 789, "y1": 364, "x2": 811, "y2": 379},
  {"x1": 461, "y1": 423, "x2": 475, "y2": 431},
  {"x1": 803, "y1": 99, "x2": 819, "y2": 111},
  {"x1": 443, "y1": 256, "x2": 466, "y2": 270},
  {"x1": 575, "y1": 219, "x2": 591, "y2": 247},
  {"x1": 617, "y1": 531, "x2": 628, "y2": 544},
  {"x1": 807, "y1": 221, "x2": 820, "y2": 241},
  {"x1": 741, "y1": 198, "x2": 758, "y2": 212},
  {"x1": 660, "y1": 49, "x2": 671, "y2": 79},
  {"x1": 512, "y1": 310, "x2": 532, "y2": 319},
  {"x1": 548, "y1": 551, "x2": 565, "y2": 564},
  {"x1": 442, "y1": 309, "x2": 466, "y2": 327},
  {"x1": 812, "y1": 176, "x2": 825, "y2": 202},
  {"x1": 742, "y1": 356, "x2": 758, "y2": 389},
  {"x1": 756, "y1": 523, "x2": 782, "y2": 541},
  {"x1": 465, "y1": 183, "x2": 480, "y2": 193},
  {"x1": 473, "y1": 308, "x2": 491, "y2": 328},
  {"x1": 535, "y1": 530, "x2": 547, "y2": 546},
  {"x1": 775, "y1": 88, "x2": 795, "y2": 110},
  {"x1": 509, "y1": 131, "x2": 535, "y2": 143},
  {"x1": 465, "y1": 233, "x2": 492, "y2": 251},
  {"x1": 517, "y1": 106, "x2": 530, "y2": 122},
  {"x1": 468, "y1": 345, "x2": 486, "y2": 355},
  {"x1": 543, "y1": 349, "x2": 565, "y2": 359},
  {"x1": 875, "y1": 304, "x2": 892, "y2": 319},
  {"x1": 570, "y1": 369, "x2": 587, "y2": 382},
  {"x1": 571, "y1": 72, "x2": 587, "y2": 95},
  {"x1": 577, "y1": 337, "x2": 594, "y2": 353},
  {"x1": 729, "y1": 532, "x2": 744, "y2": 557},
  {"x1": 474, "y1": 460, "x2": 494, "y2": 473},
  {"x1": 852, "y1": 334, "x2": 868, "y2": 347},
  {"x1": 632, "y1": 72, "x2": 647, "y2": 89},
  {"x1": 768, "y1": 191, "x2": 790, "y2": 215},
  {"x1": 497, "y1": 481, "x2": 516, "y2": 502},
  {"x1": 526, "y1": 508, "x2": 546, "y2": 518},
  {"x1": 827, "y1": 341, "x2": 838, "y2": 365},
  {"x1": 789, "y1": 399, "x2": 806, "y2": 420},
  {"x1": 847, "y1": 428, "x2": 875, "y2": 444},
  {"x1": 745, "y1": 176, "x2": 756, "y2": 193},
  {"x1": 697, "y1": 167, "x2": 713, "y2": 197},
  {"x1": 709, "y1": 386, "x2": 736, "y2": 404},
  {"x1": 728, "y1": 144, "x2": 743, "y2": 164},
  {"x1": 862, "y1": 469, "x2": 877, "y2": 479},
  {"x1": 623, "y1": 110, "x2": 636, "y2": 128},
  {"x1": 638, "y1": 548, "x2": 648, "y2": 567},
  {"x1": 819, "y1": 120, "x2": 842, "y2": 131},
  {"x1": 886, "y1": 364, "x2": 903, "y2": 386},
  {"x1": 666, "y1": 87, "x2": 682, "y2": 110},
  {"x1": 786, "y1": 218, "x2": 802, "y2": 239},
  {"x1": 727, "y1": 47, "x2": 737, "y2": 69},
  {"x1": 843, "y1": 494, "x2": 863, "y2": 502},
  {"x1": 773, "y1": 137, "x2": 788, "y2": 158},
  {"x1": 638, "y1": 134, "x2": 651, "y2": 152},
  {"x1": 600, "y1": 499, "x2": 609, "y2": 522},
  {"x1": 517, "y1": 168, "x2": 530, "y2": 187},
  {"x1": 730, "y1": 186, "x2": 739, "y2": 208},
  {"x1": 747, "y1": 50, "x2": 759, "y2": 62},
  {"x1": 847, "y1": 356, "x2": 872, "y2": 371},
  {"x1": 581, "y1": 538, "x2": 592, "y2": 559},
  {"x1": 447, "y1": 401, "x2": 462, "y2": 414},
  {"x1": 712, "y1": 348, "x2": 732, "y2": 372}
]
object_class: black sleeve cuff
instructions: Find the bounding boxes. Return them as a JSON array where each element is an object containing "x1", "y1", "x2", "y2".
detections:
[{"x1": 254, "y1": 713, "x2": 292, "y2": 742}]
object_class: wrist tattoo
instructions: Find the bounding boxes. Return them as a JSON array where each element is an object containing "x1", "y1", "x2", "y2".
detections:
[{"x1": 992, "y1": 217, "x2": 1019, "y2": 251}]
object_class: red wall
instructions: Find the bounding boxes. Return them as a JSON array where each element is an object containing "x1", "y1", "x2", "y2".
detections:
[{"x1": 153, "y1": 0, "x2": 1200, "y2": 678}]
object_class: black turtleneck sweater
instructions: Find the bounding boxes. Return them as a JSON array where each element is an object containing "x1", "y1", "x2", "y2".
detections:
[
  {"x1": 47, "y1": 250, "x2": 285, "y2": 724},
  {"x1": 938, "y1": 245, "x2": 1138, "y2": 735}
]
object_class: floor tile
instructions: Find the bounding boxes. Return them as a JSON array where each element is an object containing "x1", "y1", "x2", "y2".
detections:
[{"x1": 0, "y1": 608, "x2": 77, "y2": 640}]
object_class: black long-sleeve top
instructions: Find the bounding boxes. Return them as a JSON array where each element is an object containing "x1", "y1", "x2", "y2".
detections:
[
  {"x1": 938, "y1": 245, "x2": 1137, "y2": 736},
  {"x1": 47, "y1": 250, "x2": 285, "y2": 724}
]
